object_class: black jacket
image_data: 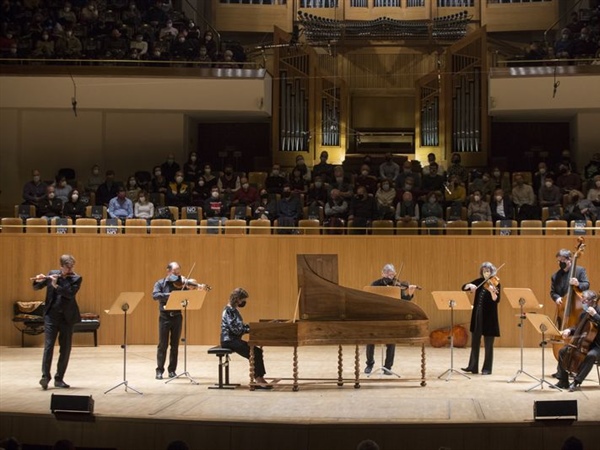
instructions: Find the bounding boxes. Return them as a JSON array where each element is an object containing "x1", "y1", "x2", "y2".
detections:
[{"x1": 33, "y1": 270, "x2": 82, "y2": 325}]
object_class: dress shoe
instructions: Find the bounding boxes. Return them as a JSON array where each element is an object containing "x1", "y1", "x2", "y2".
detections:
[
  {"x1": 54, "y1": 380, "x2": 70, "y2": 388},
  {"x1": 568, "y1": 381, "x2": 581, "y2": 392},
  {"x1": 155, "y1": 370, "x2": 163, "y2": 380},
  {"x1": 481, "y1": 370, "x2": 492, "y2": 375},
  {"x1": 555, "y1": 379, "x2": 570, "y2": 389},
  {"x1": 364, "y1": 366, "x2": 373, "y2": 374},
  {"x1": 461, "y1": 367, "x2": 478, "y2": 374},
  {"x1": 551, "y1": 372, "x2": 560, "y2": 379},
  {"x1": 255, "y1": 384, "x2": 273, "y2": 390},
  {"x1": 168, "y1": 371, "x2": 177, "y2": 378},
  {"x1": 39, "y1": 377, "x2": 49, "y2": 390}
]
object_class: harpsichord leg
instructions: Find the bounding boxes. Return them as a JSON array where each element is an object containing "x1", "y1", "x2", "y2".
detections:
[
  {"x1": 292, "y1": 346, "x2": 299, "y2": 392},
  {"x1": 354, "y1": 345, "x2": 361, "y2": 389},
  {"x1": 420, "y1": 343, "x2": 427, "y2": 387},
  {"x1": 337, "y1": 345, "x2": 343, "y2": 386},
  {"x1": 249, "y1": 344, "x2": 256, "y2": 391}
]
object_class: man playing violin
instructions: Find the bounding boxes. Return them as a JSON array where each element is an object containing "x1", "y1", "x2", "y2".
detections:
[
  {"x1": 555, "y1": 290, "x2": 599, "y2": 392},
  {"x1": 152, "y1": 261, "x2": 208, "y2": 380},
  {"x1": 32, "y1": 254, "x2": 82, "y2": 390},
  {"x1": 461, "y1": 262, "x2": 501, "y2": 375},
  {"x1": 364, "y1": 263, "x2": 419, "y2": 375}
]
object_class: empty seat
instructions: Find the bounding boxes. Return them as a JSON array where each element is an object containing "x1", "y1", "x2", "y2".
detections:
[
  {"x1": 150, "y1": 219, "x2": 173, "y2": 234},
  {"x1": 15, "y1": 204, "x2": 35, "y2": 219},
  {"x1": 200, "y1": 219, "x2": 222, "y2": 235},
  {"x1": 168, "y1": 206, "x2": 179, "y2": 221},
  {"x1": 298, "y1": 219, "x2": 320, "y2": 235},
  {"x1": 520, "y1": 220, "x2": 543, "y2": 235},
  {"x1": 1, "y1": 217, "x2": 23, "y2": 233},
  {"x1": 545, "y1": 219, "x2": 568, "y2": 235},
  {"x1": 181, "y1": 206, "x2": 201, "y2": 221},
  {"x1": 446, "y1": 220, "x2": 468, "y2": 235},
  {"x1": 86, "y1": 205, "x2": 107, "y2": 220},
  {"x1": 25, "y1": 218, "x2": 48, "y2": 233},
  {"x1": 569, "y1": 219, "x2": 593, "y2": 235},
  {"x1": 471, "y1": 221, "x2": 494, "y2": 235},
  {"x1": 75, "y1": 218, "x2": 98, "y2": 234},
  {"x1": 248, "y1": 172, "x2": 268, "y2": 189},
  {"x1": 125, "y1": 218, "x2": 148, "y2": 234},
  {"x1": 230, "y1": 206, "x2": 252, "y2": 220},
  {"x1": 445, "y1": 205, "x2": 467, "y2": 221},
  {"x1": 224, "y1": 219, "x2": 247, "y2": 235},
  {"x1": 395, "y1": 219, "x2": 418, "y2": 235},
  {"x1": 542, "y1": 206, "x2": 563, "y2": 223},
  {"x1": 100, "y1": 218, "x2": 123, "y2": 234},
  {"x1": 371, "y1": 220, "x2": 394, "y2": 235},
  {"x1": 495, "y1": 220, "x2": 518, "y2": 236},
  {"x1": 248, "y1": 219, "x2": 271, "y2": 235},
  {"x1": 303, "y1": 205, "x2": 324, "y2": 223},
  {"x1": 50, "y1": 217, "x2": 73, "y2": 234},
  {"x1": 174, "y1": 219, "x2": 198, "y2": 234}
]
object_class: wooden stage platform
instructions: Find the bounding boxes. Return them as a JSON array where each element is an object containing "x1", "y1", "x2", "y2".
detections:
[{"x1": 0, "y1": 345, "x2": 598, "y2": 450}]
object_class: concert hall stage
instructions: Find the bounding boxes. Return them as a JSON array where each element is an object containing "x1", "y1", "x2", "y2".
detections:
[{"x1": 0, "y1": 345, "x2": 598, "y2": 450}]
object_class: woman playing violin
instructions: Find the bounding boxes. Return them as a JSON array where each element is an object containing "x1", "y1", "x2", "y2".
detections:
[
  {"x1": 555, "y1": 290, "x2": 600, "y2": 392},
  {"x1": 461, "y1": 262, "x2": 501, "y2": 375}
]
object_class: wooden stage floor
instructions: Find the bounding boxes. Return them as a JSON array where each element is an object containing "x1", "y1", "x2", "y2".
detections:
[{"x1": 0, "y1": 345, "x2": 599, "y2": 450}]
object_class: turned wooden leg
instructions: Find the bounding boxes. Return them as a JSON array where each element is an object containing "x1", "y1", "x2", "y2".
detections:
[
  {"x1": 292, "y1": 346, "x2": 299, "y2": 392},
  {"x1": 337, "y1": 345, "x2": 343, "y2": 386},
  {"x1": 249, "y1": 344, "x2": 256, "y2": 391},
  {"x1": 420, "y1": 343, "x2": 427, "y2": 387},
  {"x1": 354, "y1": 345, "x2": 361, "y2": 389}
]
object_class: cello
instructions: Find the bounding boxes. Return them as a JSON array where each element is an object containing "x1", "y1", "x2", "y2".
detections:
[
  {"x1": 551, "y1": 237, "x2": 586, "y2": 360},
  {"x1": 560, "y1": 293, "x2": 599, "y2": 375}
]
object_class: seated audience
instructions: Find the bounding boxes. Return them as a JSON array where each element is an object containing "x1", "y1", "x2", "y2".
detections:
[
  {"x1": 467, "y1": 190, "x2": 492, "y2": 222},
  {"x1": 533, "y1": 162, "x2": 549, "y2": 193},
  {"x1": 275, "y1": 184, "x2": 302, "y2": 230},
  {"x1": 217, "y1": 164, "x2": 241, "y2": 196},
  {"x1": 289, "y1": 167, "x2": 308, "y2": 196},
  {"x1": 134, "y1": 190, "x2": 155, "y2": 220},
  {"x1": 444, "y1": 175, "x2": 467, "y2": 205},
  {"x1": 125, "y1": 175, "x2": 141, "y2": 202},
  {"x1": 96, "y1": 170, "x2": 120, "y2": 206},
  {"x1": 329, "y1": 166, "x2": 354, "y2": 200},
  {"x1": 584, "y1": 152, "x2": 600, "y2": 183},
  {"x1": 512, "y1": 173, "x2": 539, "y2": 221},
  {"x1": 63, "y1": 189, "x2": 85, "y2": 221},
  {"x1": 37, "y1": 185, "x2": 63, "y2": 219},
  {"x1": 587, "y1": 174, "x2": 600, "y2": 206},
  {"x1": 324, "y1": 188, "x2": 348, "y2": 222},
  {"x1": 232, "y1": 176, "x2": 259, "y2": 207},
  {"x1": 22, "y1": 168, "x2": 47, "y2": 210},
  {"x1": 167, "y1": 170, "x2": 191, "y2": 207},
  {"x1": 306, "y1": 175, "x2": 329, "y2": 209},
  {"x1": 53, "y1": 175, "x2": 72, "y2": 204},
  {"x1": 264, "y1": 164, "x2": 287, "y2": 195},
  {"x1": 312, "y1": 150, "x2": 334, "y2": 183},
  {"x1": 564, "y1": 189, "x2": 598, "y2": 223},
  {"x1": 556, "y1": 164, "x2": 582, "y2": 193},
  {"x1": 160, "y1": 154, "x2": 180, "y2": 183},
  {"x1": 204, "y1": 186, "x2": 228, "y2": 222},
  {"x1": 490, "y1": 167, "x2": 511, "y2": 193},
  {"x1": 420, "y1": 191, "x2": 444, "y2": 223},
  {"x1": 396, "y1": 160, "x2": 421, "y2": 191},
  {"x1": 108, "y1": 186, "x2": 134, "y2": 220},
  {"x1": 202, "y1": 164, "x2": 218, "y2": 189},
  {"x1": 374, "y1": 178, "x2": 396, "y2": 220},
  {"x1": 421, "y1": 162, "x2": 445, "y2": 197},
  {"x1": 55, "y1": 29, "x2": 82, "y2": 58},
  {"x1": 395, "y1": 190, "x2": 419, "y2": 223},
  {"x1": 348, "y1": 185, "x2": 378, "y2": 233},
  {"x1": 183, "y1": 152, "x2": 200, "y2": 183},
  {"x1": 554, "y1": 28, "x2": 574, "y2": 58},
  {"x1": 490, "y1": 188, "x2": 515, "y2": 223},
  {"x1": 150, "y1": 166, "x2": 169, "y2": 195},
  {"x1": 253, "y1": 189, "x2": 278, "y2": 221},
  {"x1": 292, "y1": 154, "x2": 311, "y2": 183},
  {"x1": 538, "y1": 174, "x2": 562, "y2": 208},
  {"x1": 447, "y1": 152, "x2": 468, "y2": 184},
  {"x1": 379, "y1": 152, "x2": 400, "y2": 182},
  {"x1": 191, "y1": 176, "x2": 211, "y2": 206},
  {"x1": 86, "y1": 164, "x2": 103, "y2": 193},
  {"x1": 31, "y1": 31, "x2": 55, "y2": 58},
  {"x1": 354, "y1": 164, "x2": 378, "y2": 196}
]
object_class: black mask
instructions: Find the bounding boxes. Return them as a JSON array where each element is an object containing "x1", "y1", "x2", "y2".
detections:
[
  {"x1": 281, "y1": 191, "x2": 291, "y2": 198},
  {"x1": 260, "y1": 194, "x2": 269, "y2": 200},
  {"x1": 559, "y1": 261, "x2": 567, "y2": 270},
  {"x1": 238, "y1": 300, "x2": 246, "y2": 308}
]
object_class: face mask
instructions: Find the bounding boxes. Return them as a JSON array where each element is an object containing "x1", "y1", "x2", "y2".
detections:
[
  {"x1": 72, "y1": 195, "x2": 78, "y2": 201},
  {"x1": 139, "y1": 196, "x2": 145, "y2": 202},
  {"x1": 238, "y1": 300, "x2": 246, "y2": 308},
  {"x1": 48, "y1": 192, "x2": 55, "y2": 199},
  {"x1": 545, "y1": 181, "x2": 552, "y2": 188},
  {"x1": 493, "y1": 171, "x2": 500, "y2": 177},
  {"x1": 474, "y1": 195, "x2": 481, "y2": 202},
  {"x1": 204, "y1": 169, "x2": 211, "y2": 174},
  {"x1": 429, "y1": 197, "x2": 436, "y2": 203},
  {"x1": 595, "y1": 181, "x2": 600, "y2": 188},
  {"x1": 559, "y1": 261, "x2": 567, "y2": 270},
  {"x1": 60, "y1": 181, "x2": 66, "y2": 187},
  {"x1": 176, "y1": 176, "x2": 184, "y2": 184},
  {"x1": 539, "y1": 168, "x2": 546, "y2": 174},
  {"x1": 361, "y1": 170, "x2": 368, "y2": 176},
  {"x1": 155, "y1": 171, "x2": 162, "y2": 177},
  {"x1": 167, "y1": 159, "x2": 174, "y2": 164},
  {"x1": 129, "y1": 180, "x2": 136, "y2": 186},
  {"x1": 168, "y1": 274, "x2": 179, "y2": 282},
  {"x1": 482, "y1": 177, "x2": 489, "y2": 182},
  {"x1": 198, "y1": 180, "x2": 205, "y2": 187},
  {"x1": 211, "y1": 191, "x2": 219, "y2": 198},
  {"x1": 190, "y1": 156, "x2": 197, "y2": 162},
  {"x1": 92, "y1": 169, "x2": 99, "y2": 175},
  {"x1": 382, "y1": 184, "x2": 389, "y2": 191},
  {"x1": 320, "y1": 157, "x2": 327, "y2": 162},
  {"x1": 242, "y1": 183, "x2": 249, "y2": 190},
  {"x1": 336, "y1": 177, "x2": 343, "y2": 183},
  {"x1": 282, "y1": 191, "x2": 291, "y2": 198},
  {"x1": 33, "y1": 176, "x2": 40, "y2": 183},
  {"x1": 404, "y1": 185, "x2": 412, "y2": 191},
  {"x1": 314, "y1": 182, "x2": 322, "y2": 189},
  {"x1": 495, "y1": 195, "x2": 502, "y2": 202},
  {"x1": 272, "y1": 170, "x2": 279, "y2": 176}
]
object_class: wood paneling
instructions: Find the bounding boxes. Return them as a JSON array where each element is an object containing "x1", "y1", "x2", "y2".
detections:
[{"x1": 1, "y1": 234, "x2": 598, "y2": 348}]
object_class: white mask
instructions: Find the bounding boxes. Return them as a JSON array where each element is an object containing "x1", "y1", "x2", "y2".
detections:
[
  {"x1": 495, "y1": 195, "x2": 502, "y2": 202},
  {"x1": 176, "y1": 176, "x2": 184, "y2": 184},
  {"x1": 48, "y1": 192, "x2": 55, "y2": 199},
  {"x1": 72, "y1": 195, "x2": 79, "y2": 201},
  {"x1": 545, "y1": 181, "x2": 553, "y2": 188},
  {"x1": 474, "y1": 195, "x2": 481, "y2": 202},
  {"x1": 211, "y1": 191, "x2": 219, "y2": 198}
]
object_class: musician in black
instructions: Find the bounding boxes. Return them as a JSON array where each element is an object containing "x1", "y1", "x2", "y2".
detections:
[
  {"x1": 364, "y1": 264, "x2": 418, "y2": 375},
  {"x1": 551, "y1": 249, "x2": 590, "y2": 321},
  {"x1": 220, "y1": 288, "x2": 272, "y2": 389},
  {"x1": 555, "y1": 290, "x2": 599, "y2": 392},
  {"x1": 33, "y1": 254, "x2": 82, "y2": 390},
  {"x1": 461, "y1": 262, "x2": 501, "y2": 375}
]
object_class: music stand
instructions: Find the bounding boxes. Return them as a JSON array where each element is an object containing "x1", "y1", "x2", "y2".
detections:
[
  {"x1": 504, "y1": 288, "x2": 542, "y2": 383},
  {"x1": 164, "y1": 288, "x2": 207, "y2": 385},
  {"x1": 104, "y1": 292, "x2": 145, "y2": 395},
  {"x1": 525, "y1": 313, "x2": 562, "y2": 392},
  {"x1": 362, "y1": 286, "x2": 403, "y2": 378},
  {"x1": 432, "y1": 291, "x2": 472, "y2": 381}
]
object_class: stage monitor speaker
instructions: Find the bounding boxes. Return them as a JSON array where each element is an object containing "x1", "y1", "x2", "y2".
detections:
[
  {"x1": 50, "y1": 394, "x2": 94, "y2": 414},
  {"x1": 533, "y1": 400, "x2": 577, "y2": 421}
]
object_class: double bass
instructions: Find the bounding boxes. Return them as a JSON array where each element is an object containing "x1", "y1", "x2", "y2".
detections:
[
  {"x1": 552, "y1": 237, "x2": 586, "y2": 360},
  {"x1": 561, "y1": 294, "x2": 599, "y2": 375}
]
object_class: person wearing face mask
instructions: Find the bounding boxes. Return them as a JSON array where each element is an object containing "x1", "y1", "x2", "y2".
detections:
[
  {"x1": 583, "y1": 153, "x2": 600, "y2": 183},
  {"x1": 55, "y1": 28, "x2": 82, "y2": 58},
  {"x1": 264, "y1": 164, "x2": 287, "y2": 195},
  {"x1": 444, "y1": 175, "x2": 466, "y2": 206},
  {"x1": 538, "y1": 174, "x2": 562, "y2": 208},
  {"x1": 253, "y1": 189, "x2": 278, "y2": 221},
  {"x1": 329, "y1": 165, "x2": 354, "y2": 200},
  {"x1": 134, "y1": 190, "x2": 154, "y2": 221},
  {"x1": 23, "y1": 169, "x2": 48, "y2": 209},
  {"x1": 348, "y1": 186, "x2": 378, "y2": 234},
  {"x1": 420, "y1": 162, "x2": 445, "y2": 196},
  {"x1": 379, "y1": 153, "x2": 400, "y2": 182},
  {"x1": 289, "y1": 168, "x2": 308, "y2": 195},
  {"x1": 312, "y1": 151, "x2": 334, "y2": 183},
  {"x1": 37, "y1": 186, "x2": 64, "y2": 220},
  {"x1": 420, "y1": 191, "x2": 444, "y2": 224},
  {"x1": 395, "y1": 190, "x2": 419, "y2": 223},
  {"x1": 461, "y1": 262, "x2": 501, "y2": 375},
  {"x1": 167, "y1": 170, "x2": 190, "y2": 208},
  {"x1": 107, "y1": 186, "x2": 134, "y2": 221},
  {"x1": 85, "y1": 165, "x2": 103, "y2": 194},
  {"x1": 550, "y1": 249, "x2": 590, "y2": 321},
  {"x1": 511, "y1": 173, "x2": 538, "y2": 221},
  {"x1": 490, "y1": 167, "x2": 511, "y2": 193},
  {"x1": 556, "y1": 164, "x2": 582, "y2": 194},
  {"x1": 183, "y1": 152, "x2": 199, "y2": 183},
  {"x1": 150, "y1": 166, "x2": 169, "y2": 195},
  {"x1": 221, "y1": 288, "x2": 271, "y2": 389},
  {"x1": 160, "y1": 154, "x2": 180, "y2": 183},
  {"x1": 564, "y1": 190, "x2": 597, "y2": 222},
  {"x1": 554, "y1": 290, "x2": 599, "y2": 392},
  {"x1": 554, "y1": 28, "x2": 573, "y2": 59},
  {"x1": 467, "y1": 189, "x2": 491, "y2": 222},
  {"x1": 355, "y1": 164, "x2": 378, "y2": 195},
  {"x1": 217, "y1": 164, "x2": 241, "y2": 198},
  {"x1": 232, "y1": 176, "x2": 259, "y2": 209},
  {"x1": 489, "y1": 188, "x2": 515, "y2": 223},
  {"x1": 57, "y1": 3, "x2": 77, "y2": 26},
  {"x1": 324, "y1": 188, "x2": 348, "y2": 223},
  {"x1": 171, "y1": 33, "x2": 195, "y2": 60},
  {"x1": 53, "y1": 176, "x2": 72, "y2": 204},
  {"x1": 191, "y1": 175, "x2": 211, "y2": 205},
  {"x1": 533, "y1": 162, "x2": 548, "y2": 194},
  {"x1": 293, "y1": 154, "x2": 312, "y2": 183},
  {"x1": 32, "y1": 32, "x2": 55, "y2": 58},
  {"x1": 395, "y1": 160, "x2": 421, "y2": 191},
  {"x1": 125, "y1": 175, "x2": 141, "y2": 202},
  {"x1": 586, "y1": 174, "x2": 600, "y2": 206},
  {"x1": 306, "y1": 175, "x2": 329, "y2": 211},
  {"x1": 374, "y1": 178, "x2": 396, "y2": 220},
  {"x1": 63, "y1": 190, "x2": 85, "y2": 221},
  {"x1": 422, "y1": 152, "x2": 445, "y2": 177},
  {"x1": 201, "y1": 164, "x2": 218, "y2": 189},
  {"x1": 447, "y1": 152, "x2": 468, "y2": 184},
  {"x1": 275, "y1": 184, "x2": 302, "y2": 233},
  {"x1": 572, "y1": 27, "x2": 598, "y2": 58},
  {"x1": 204, "y1": 187, "x2": 227, "y2": 223}
]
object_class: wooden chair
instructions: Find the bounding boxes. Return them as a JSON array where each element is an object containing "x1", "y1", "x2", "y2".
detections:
[
  {"x1": 420, "y1": 218, "x2": 444, "y2": 235},
  {"x1": 224, "y1": 219, "x2": 247, "y2": 235},
  {"x1": 545, "y1": 219, "x2": 568, "y2": 235},
  {"x1": 569, "y1": 219, "x2": 593, "y2": 235},
  {"x1": 511, "y1": 171, "x2": 532, "y2": 185},
  {"x1": 495, "y1": 220, "x2": 518, "y2": 236},
  {"x1": 50, "y1": 217, "x2": 73, "y2": 234},
  {"x1": 168, "y1": 206, "x2": 179, "y2": 221},
  {"x1": 520, "y1": 220, "x2": 543, "y2": 235},
  {"x1": 150, "y1": 219, "x2": 173, "y2": 234},
  {"x1": 248, "y1": 219, "x2": 271, "y2": 235},
  {"x1": 229, "y1": 206, "x2": 252, "y2": 220},
  {"x1": 99, "y1": 219, "x2": 123, "y2": 234},
  {"x1": 541, "y1": 206, "x2": 563, "y2": 223},
  {"x1": 181, "y1": 206, "x2": 201, "y2": 221},
  {"x1": 248, "y1": 171, "x2": 268, "y2": 189},
  {"x1": 85, "y1": 205, "x2": 107, "y2": 220},
  {"x1": 14, "y1": 204, "x2": 35, "y2": 219},
  {"x1": 371, "y1": 220, "x2": 394, "y2": 235},
  {"x1": 445, "y1": 206, "x2": 467, "y2": 221},
  {"x1": 446, "y1": 220, "x2": 469, "y2": 235},
  {"x1": 298, "y1": 219, "x2": 320, "y2": 235},
  {"x1": 471, "y1": 221, "x2": 494, "y2": 235},
  {"x1": 75, "y1": 218, "x2": 98, "y2": 234},
  {"x1": 149, "y1": 192, "x2": 165, "y2": 207},
  {"x1": 174, "y1": 219, "x2": 198, "y2": 235},
  {"x1": 1, "y1": 217, "x2": 23, "y2": 233},
  {"x1": 200, "y1": 219, "x2": 222, "y2": 235},
  {"x1": 25, "y1": 217, "x2": 48, "y2": 233},
  {"x1": 302, "y1": 206, "x2": 325, "y2": 223},
  {"x1": 124, "y1": 218, "x2": 147, "y2": 234},
  {"x1": 395, "y1": 219, "x2": 418, "y2": 235}
]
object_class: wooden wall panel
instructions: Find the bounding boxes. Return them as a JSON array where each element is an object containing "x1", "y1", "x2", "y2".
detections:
[{"x1": 1, "y1": 235, "x2": 598, "y2": 348}]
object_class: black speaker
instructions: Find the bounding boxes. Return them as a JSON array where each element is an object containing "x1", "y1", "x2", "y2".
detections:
[
  {"x1": 534, "y1": 400, "x2": 577, "y2": 420},
  {"x1": 50, "y1": 394, "x2": 94, "y2": 414}
]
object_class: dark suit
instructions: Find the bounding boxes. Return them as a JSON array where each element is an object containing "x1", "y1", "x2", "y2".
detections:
[{"x1": 33, "y1": 270, "x2": 82, "y2": 381}]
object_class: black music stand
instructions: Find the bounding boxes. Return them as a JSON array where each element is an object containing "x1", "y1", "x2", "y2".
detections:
[
  {"x1": 504, "y1": 288, "x2": 542, "y2": 383},
  {"x1": 104, "y1": 292, "x2": 145, "y2": 395},
  {"x1": 362, "y1": 286, "x2": 403, "y2": 378},
  {"x1": 164, "y1": 288, "x2": 207, "y2": 385},
  {"x1": 525, "y1": 313, "x2": 562, "y2": 392},
  {"x1": 432, "y1": 291, "x2": 472, "y2": 381}
]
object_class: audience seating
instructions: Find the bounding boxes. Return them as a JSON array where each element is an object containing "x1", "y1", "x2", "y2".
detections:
[
  {"x1": 149, "y1": 193, "x2": 165, "y2": 207},
  {"x1": 371, "y1": 220, "x2": 394, "y2": 235},
  {"x1": 303, "y1": 206, "x2": 324, "y2": 223},
  {"x1": 14, "y1": 204, "x2": 35, "y2": 219},
  {"x1": 298, "y1": 219, "x2": 320, "y2": 235},
  {"x1": 495, "y1": 220, "x2": 518, "y2": 236},
  {"x1": 86, "y1": 205, "x2": 107, "y2": 220},
  {"x1": 150, "y1": 219, "x2": 173, "y2": 234},
  {"x1": 174, "y1": 219, "x2": 198, "y2": 234},
  {"x1": 248, "y1": 172, "x2": 268, "y2": 189},
  {"x1": 542, "y1": 206, "x2": 563, "y2": 223},
  {"x1": 248, "y1": 219, "x2": 271, "y2": 235},
  {"x1": 545, "y1": 219, "x2": 568, "y2": 235},
  {"x1": 511, "y1": 171, "x2": 532, "y2": 185},
  {"x1": 395, "y1": 219, "x2": 419, "y2": 235},
  {"x1": 125, "y1": 218, "x2": 148, "y2": 234},
  {"x1": 446, "y1": 220, "x2": 469, "y2": 235},
  {"x1": 570, "y1": 219, "x2": 593, "y2": 235},
  {"x1": 25, "y1": 217, "x2": 48, "y2": 233},
  {"x1": 50, "y1": 217, "x2": 73, "y2": 233},
  {"x1": 224, "y1": 219, "x2": 247, "y2": 234},
  {"x1": 471, "y1": 221, "x2": 494, "y2": 235},
  {"x1": 75, "y1": 218, "x2": 98, "y2": 234},
  {"x1": 230, "y1": 206, "x2": 252, "y2": 220},
  {"x1": 420, "y1": 218, "x2": 444, "y2": 235},
  {"x1": 445, "y1": 206, "x2": 467, "y2": 221},
  {"x1": 168, "y1": 206, "x2": 180, "y2": 221},
  {"x1": 520, "y1": 220, "x2": 543, "y2": 235},
  {"x1": 181, "y1": 206, "x2": 201, "y2": 220},
  {"x1": 200, "y1": 219, "x2": 222, "y2": 235},
  {"x1": 1, "y1": 217, "x2": 23, "y2": 233},
  {"x1": 100, "y1": 218, "x2": 123, "y2": 234}
]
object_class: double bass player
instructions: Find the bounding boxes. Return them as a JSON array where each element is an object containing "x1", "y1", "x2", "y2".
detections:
[{"x1": 555, "y1": 290, "x2": 599, "y2": 392}]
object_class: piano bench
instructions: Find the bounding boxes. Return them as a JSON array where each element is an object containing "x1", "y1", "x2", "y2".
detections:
[{"x1": 207, "y1": 347, "x2": 239, "y2": 390}]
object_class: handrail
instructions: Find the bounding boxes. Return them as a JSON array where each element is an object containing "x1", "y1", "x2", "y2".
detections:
[{"x1": 0, "y1": 57, "x2": 263, "y2": 69}]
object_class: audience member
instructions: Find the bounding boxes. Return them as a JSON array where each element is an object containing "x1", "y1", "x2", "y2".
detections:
[
  {"x1": 202, "y1": 30, "x2": 217, "y2": 59},
  {"x1": 105, "y1": 28, "x2": 128, "y2": 59},
  {"x1": 395, "y1": 190, "x2": 419, "y2": 223},
  {"x1": 159, "y1": 19, "x2": 179, "y2": 41},
  {"x1": 202, "y1": 164, "x2": 218, "y2": 189},
  {"x1": 289, "y1": 167, "x2": 308, "y2": 195},
  {"x1": 96, "y1": 170, "x2": 120, "y2": 206},
  {"x1": 324, "y1": 188, "x2": 348, "y2": 222},
  {"x1": 447, "y1": 152, "x2": 468, "y2": 184},
  {"x1": 196, "y1": 45, "x2": 212, "y2": 64},
  {"x1": 55, "y1": 29, "x2": 82, "y2": 58},
  {"x1": 293, "y1": 154, "x2": 312, "y2": 182},
  {"x1": 122, "y1": 3, "x2": 142, "y2": 28},
  {"x1": 151, "y1": 165, "x2": 169, "y2": 195},
  {"x1": 396, "y1": 160, "x2": 421, "y2": 191},
  {"x1": 183, "y1": 152, "x2": 200, "y2": 183},
  {"x1": 421, "y1": 191, "x2": 444, "y2": 222},
  {"x1": 264, "y1": 164, "x2": 287, "y2": 195},
  {"x1": 160, "y1": 154, "x2": 180, "y2": 183},
  {"x1": 572, "y1": 27, "x2": 598, "y2": 57},
  {"x1": 37, "y1": 185, "x2": 63, "y2": 219},
  {"x1": 171, "y1": 33, "x2": 196, "y2": 60},
  {"x1": 348, "y1": 185, "x2": 378, "y2": 233},
  {"x1": 191, "y1": 176, "x2": 211, "y2": 205},
  {"x1": 31, "y1": 31, "x2": 55, "y2": 58},
  {"x1": 63, "y1": 189, "x2": 85, "y2": 221},
  {"x1": 490, "y1": 188, "x2": 515, "y2": 223},
  {"x1": 217, "y1": 164, "x2": 241, "y2": 196},
  {"x1": 167, "y1": 171, "x2": 190, "y2": 207},
  {"x1": 130, "y1": 33, "x2": 149, "y2": 59},
  {"x1": 512, "y1": 173, "x2": 538, "y2": 221},
  {"x1": 275, "y1": 184, "x2": 302, "y2": 231},
  {"x1": 421, "y1": 162, "x2": 445, "y2": 197},
  {"x1": 583, "y1": 152, "x2": 600, "y2": 182},
  {"x1": 86, "y1": 164, "x2": 103, "y2": 193},
  {"x1": 538, "y1": 174, "x2": 562, "y2": 208},
  {"x1": 444, "y1": 175, "x2": 467, "y2": 205},
  {"x1": 374, "y1": 178, "x2": 396, "y2": 219},
  {"x1": 329, "y1": 166, "x2": 354, "y2": 200},
  {"x1": 204, "y1": 186, "x2": 228, "y2": 222},
  {"x1": 422, "y1": 152, "x2": 444, "y2": 176},
  {"x1": 556, "y1": 164, "x2": 582, "y2": 193},
  {"x1": 355, "y1": 164, "x2": 378, "y2": 195},
  {"x1": 379, "y1": 152, "x2": 400, "y2": 182},
  {"x1": 467, "y1": 190, "x2": 491, "y2": 222},
  {"x1": 125, "y1": 175, "x2": 141, "y2": 202},
  {"x1": 564, "y1": 189, "x2": 598, "y2": 222},
  {"x1": 134, "y1": 190, "x2": 154, "y2": 220},
  {"x1": 587, "y1": 175, "x2": 600, "y2": 205},
  {"x1": 22, "y1": 168, "x2": 48, "y2": 210},
  {"x1": 555, "y1": 28, "x2": 574, "y2": 58},
  {"x1": 490, "y1": 167, "x2": 511, "y2": 193},
  {"x1": 232, "y1": 176, "x2": 259, "y2": 207},
  {"x1": 306, "y1": 175, "x2": 328, "y2": 209},
  {"x1": 53, "y1": 175, "x2": 72, "y2": 204},
  {"x1": 312, "y1": 150, "x2": 334, "y2": 182},
  {"x1": 533, "y1": 162, "x2": 548, "y2": 194},
  {"x1": 253, "y1": 189, "x2": 278, "y2": 221},
  {"x1": 108, "y1": 186, "x2": 134, "y2": 220}
]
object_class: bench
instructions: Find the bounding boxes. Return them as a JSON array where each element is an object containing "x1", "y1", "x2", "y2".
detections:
[
  {"x1": 13, "y1": 302, "x2": 100, "y2": 347},
  {"x1": 207, "y1": 346, "x2": 239, "y2": 390}
]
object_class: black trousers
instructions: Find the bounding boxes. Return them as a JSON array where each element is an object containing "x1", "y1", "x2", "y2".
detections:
[
  {"x1": 157, "y1": 313, "x2": 182, "y2": 373},
  {"x1": 365, "y1": 344, "x2": 395, "y2": 369},
  {"x1": 466, "y1": 332, "x2": 495, "y2": 372},
  {"x1": 222, "y1": 339, "x2": 266, "y2": 378},
  {"x1": 557, "y1": 344, "x2": 600, "y2": 384},
  {"x1": 42, "y1": 312, "x2": 74, "y2": 380}
]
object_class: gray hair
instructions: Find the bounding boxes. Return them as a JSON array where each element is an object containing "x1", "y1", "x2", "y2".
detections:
[
  {"x1": 479, "y1": 261, "x2": 496, "y2": 277},
  {"x1": 582, "y1": 290, "x2": 598, "y2": 302},
  {"x1": 382, "y1": 264, "x2": 396, "y2": 276},
  {"x1": 556, "y1": 249, "x2": 572, "y2": 259}
]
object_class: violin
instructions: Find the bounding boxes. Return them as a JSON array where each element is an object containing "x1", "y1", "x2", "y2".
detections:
[
  {"x1": 392, "y1": 278, "x2": 422, "y2": 290},
  {"x1": 484, "y1": 275, "x2": 500, "y2": 295},
  {"x1": 170, "y1": 276, "x2": 211, "y2": 291}
]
